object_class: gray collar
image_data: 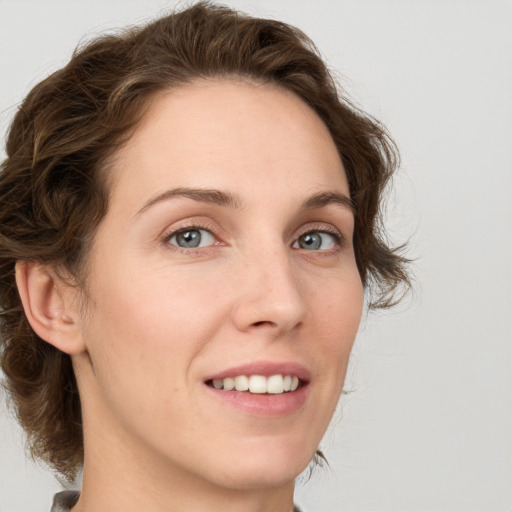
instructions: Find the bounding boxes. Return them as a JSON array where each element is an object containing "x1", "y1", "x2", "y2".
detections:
[
  {"x1": 51, "y1": 490, "x2": 303, "y2": 512},
  {"x1": 51, "y1": 491, "x2": 80, "y2": 512}
]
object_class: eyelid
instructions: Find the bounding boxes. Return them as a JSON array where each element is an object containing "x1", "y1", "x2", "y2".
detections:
[
  {"x1": 168, "y1": 227, "x2": 215, "y2": 248},
  {"x1": 159, "y1": 219, "x2": 346, "y2": 254},
  {"x1": 294, "y1": 223, "x2": 345, "y2": 242},
  {"x1": 161, "y1": 220, "x2": 224, "y2": 252},
  {"x1": 290, "y1": 222, "x2": 347, "y2": 255}
]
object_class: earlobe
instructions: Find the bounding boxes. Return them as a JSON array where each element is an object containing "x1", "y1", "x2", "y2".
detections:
[{"x1": 15, "y1": 261, "x2": 86, "y2": 355}]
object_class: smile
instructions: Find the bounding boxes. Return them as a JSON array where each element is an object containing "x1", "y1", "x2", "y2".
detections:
[
  {"x1": 206, "y1": 374, "x2": 301, "y2": 394},
  {"x1": 203, "y1": 362, "x2": 310, "y2": 415}
]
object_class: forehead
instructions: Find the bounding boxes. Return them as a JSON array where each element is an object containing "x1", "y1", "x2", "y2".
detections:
[{"x1": 108, "y1": 79, "x2": 349, "y2": 211}]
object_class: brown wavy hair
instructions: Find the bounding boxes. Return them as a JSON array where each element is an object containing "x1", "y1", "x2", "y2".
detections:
[{"x1": 0, "y1": 1, "x2": 409, "y2": 480}]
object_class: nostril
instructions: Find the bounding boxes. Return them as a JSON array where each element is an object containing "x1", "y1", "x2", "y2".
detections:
[{"x1": 251, "y1": 320, "x2": 277, "y2": 328}]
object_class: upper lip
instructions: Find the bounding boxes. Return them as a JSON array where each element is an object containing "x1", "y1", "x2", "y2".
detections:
[{"x1": 203, "y1": 361, "x2": 311, "y2": 382}]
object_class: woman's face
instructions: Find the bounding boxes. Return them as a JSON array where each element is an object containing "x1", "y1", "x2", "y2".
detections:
[{"x1": 75, "y1": 80, "x2": 363, "y2": 490}]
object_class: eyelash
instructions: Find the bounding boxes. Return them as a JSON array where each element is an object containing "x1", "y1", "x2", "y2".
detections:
[
  {"x1": 161, "y1": 222, "x2": 345, "y2": 254},
  {"x1": 161, "y1": 222, "x2": 221, "y2": 255},
  {"x1": 294, "y1": 225, "x2": 345, "y2": 253}
]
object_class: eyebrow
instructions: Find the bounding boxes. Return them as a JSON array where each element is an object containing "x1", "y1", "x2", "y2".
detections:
[
  {"x1": 300, "y1": 191, "x2": 356, "y2": 214},
  {"x1": 136, "y1": 187, "x2": 242, "y2": 216},
  {"x1": 135, "y1": 187, "x2": 355, "y2": 217}
]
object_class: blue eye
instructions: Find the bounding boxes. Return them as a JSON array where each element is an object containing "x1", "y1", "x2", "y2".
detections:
[
  {"x1": 293, "y1": 231, "x2": 338, "y2": 251},
  {"x1": 167, "y1": 228, "x2": 215, "y2": 249}
]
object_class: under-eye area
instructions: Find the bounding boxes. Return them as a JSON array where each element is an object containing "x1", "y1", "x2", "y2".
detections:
[{"x1": 205, "y1": 375, "x2": 306, "y2": 394}]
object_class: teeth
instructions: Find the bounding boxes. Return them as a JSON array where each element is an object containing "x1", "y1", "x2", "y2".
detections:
[
  {"x1": 210, "y1": 374, "x2": 302, "y2": 394},
  {"x1": 267, "y1": 374, "x2": 284, "y2": 394},
  {"x1": 223, "y1": 377, "x2": 235, "y2": 391},
  {"x1": 234, "y1": 375, "x2": 249, "y2": 391},
  {"x1": 249, "y1": 375, "x2": 267, "y2": 393}
]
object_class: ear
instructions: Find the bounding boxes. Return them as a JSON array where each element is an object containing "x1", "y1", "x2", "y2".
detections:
[{"x1": 15, "y1": 260, "x2": 86, "y2": 355}]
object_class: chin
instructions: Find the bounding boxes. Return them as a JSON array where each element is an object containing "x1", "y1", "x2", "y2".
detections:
[
  {"x1": 217, "y1": 464, "x2": 306, "y2": 491},
  {"x1": 203, "y1": 440, "x2": 316, "y2": 491}
]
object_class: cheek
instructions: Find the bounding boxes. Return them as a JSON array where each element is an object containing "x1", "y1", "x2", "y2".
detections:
[
  {"x1": 79, "y1": 281, "x2": 206, "y2": 434},
  {"x1": 82, "y1": 265, "x2": 228, "y2": 384},
  {"x1": 313, "y1": 267, "x2": 364, "y2": 332},
  {"x1": 310, "y1": 272, "x2": 363, "y2": 377}
]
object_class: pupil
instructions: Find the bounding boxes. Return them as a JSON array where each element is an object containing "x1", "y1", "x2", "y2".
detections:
[
  {"x1": 300, "y1": 233, "x2": 321, "y2": 250},
  {"x1": 177, "y1": 230, "x2": 201, "y2": 248}
]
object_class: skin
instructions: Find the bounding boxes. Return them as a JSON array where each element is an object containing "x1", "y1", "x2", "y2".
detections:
[{"x1": 17, "y1": 80, "x2": 363, "y2": 512}]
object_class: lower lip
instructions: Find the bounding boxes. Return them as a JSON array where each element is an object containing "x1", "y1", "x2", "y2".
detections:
[{"x1": 204, "y1": 384, "x2": 309, "y2": 416}]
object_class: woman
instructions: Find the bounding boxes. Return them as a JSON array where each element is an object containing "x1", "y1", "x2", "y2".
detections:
[{"x1": 0, "y1": 3, "x2": 408, "y2": 511}]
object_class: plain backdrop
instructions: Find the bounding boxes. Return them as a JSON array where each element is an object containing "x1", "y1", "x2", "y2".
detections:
[{"x1": 1, "y1": 1, "x2": 511, "y2": 511}]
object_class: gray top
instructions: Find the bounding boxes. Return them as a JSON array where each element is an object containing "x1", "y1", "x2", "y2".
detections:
[
  {"x1": 51, "y1": 491, "x2": 80, "y2": 512},
  {"x1": 51, "y1": 491, "x2": 303, "y2": 511}
]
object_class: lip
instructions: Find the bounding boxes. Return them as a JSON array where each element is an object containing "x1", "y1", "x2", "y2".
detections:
[
  {"x1": 204, "y1": 384, "x2": 309, "y2": 416},
  {"x1": 203, "y1": 361, "x2": 311, "y2": 382},
  {"x1": 203, "y1": 361, "x2": 311, "y2": 417}
]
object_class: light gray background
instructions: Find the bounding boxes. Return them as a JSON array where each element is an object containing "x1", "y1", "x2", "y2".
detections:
[{"x1": 1, "y1": 1, "x2": 511, "y2": 511}]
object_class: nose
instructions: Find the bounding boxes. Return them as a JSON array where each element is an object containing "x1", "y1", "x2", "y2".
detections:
[{"x1": 231, "y1": 246, "x2": 307, "y2": 337}]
